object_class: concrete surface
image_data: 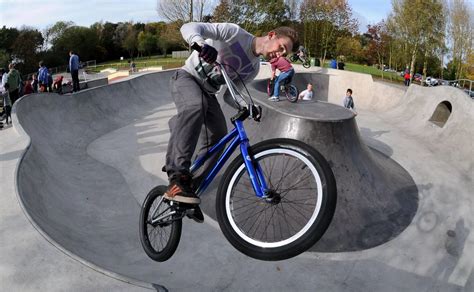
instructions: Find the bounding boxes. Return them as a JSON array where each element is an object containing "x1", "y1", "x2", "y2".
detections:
[{"x1": 1, "y1": 64, "x2": 473, "y2": 291}]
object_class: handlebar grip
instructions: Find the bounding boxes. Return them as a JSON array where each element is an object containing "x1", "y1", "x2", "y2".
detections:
[{"x1": 191, "y1": 42, "x2": 202, "y2": 53}]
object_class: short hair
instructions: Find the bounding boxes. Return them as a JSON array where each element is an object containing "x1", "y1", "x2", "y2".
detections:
[
  {"x1": 8, "y1": 63, "x2": 14, "y2": 69},
  {"x1": 347, "y1": 88, "x2": 352, "y2": 94},
  {"x1": 272, "y1": 27, "x2": 299, "y2": 52},
  {"x1": 69, "y1": 50, "x2": 74, "y2": 55},
  {"x1": 39, "y1": 61, "x2": 44, "y2": 67}
]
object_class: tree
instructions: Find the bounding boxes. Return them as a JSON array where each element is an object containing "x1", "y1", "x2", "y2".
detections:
[
  {"x1": 52, "y1": 26, "x2": 101, "y2": 63},
  {"x1": 365, "y1": 22, "x2": 392, "y2": 78},
  {"x1": 10, "y1": 27, "x2": 44, "y2": 74},
  {"x1": 212, "y1": 0, "x2": 233, "y2": 23},
  {"x1": 122, "y1": 24, "x2": 138, "y2": 58},
  {"x1": 43, "y1": 21, "x2": 74, "y2": 51},
  {"x1": 447, "y1": 0, "x2": 473, "y2": 80},
  {"x1": 0, "y1": 26, "x2": 20, "y2": 56},
  {"x1": 389, "y1": 0, "x2": 445, "y2": 79},
  {"x1": 300, "y1": 0, "x2": 358, "y2": 65},
  {"x1": 157, "y1": 0, "x2": 215, "y2": 24},
  {"x1": 138, "y1": 31, "x2": 157, "y2": 57}
]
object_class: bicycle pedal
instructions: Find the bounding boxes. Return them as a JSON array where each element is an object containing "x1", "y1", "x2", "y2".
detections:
[{"x1": 185, "y1": 207, "x2": 204, "y2": 223}]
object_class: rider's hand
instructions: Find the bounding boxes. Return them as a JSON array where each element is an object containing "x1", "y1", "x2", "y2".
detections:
[{"x1": 199, "y1": 44, "x2": 218, "y2": 64}]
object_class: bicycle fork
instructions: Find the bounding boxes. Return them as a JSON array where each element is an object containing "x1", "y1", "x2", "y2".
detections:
[{"x1": 234, "y1": 120, "x2": 270, "y2": 199}]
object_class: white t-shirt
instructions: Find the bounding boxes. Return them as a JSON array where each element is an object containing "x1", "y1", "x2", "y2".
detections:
[
  {"x1": 181, "y1": 22, "x2": 260, "y2": 94},
  {"x1": 299, "y1": 89, "x2": 313, "y2": 100}
]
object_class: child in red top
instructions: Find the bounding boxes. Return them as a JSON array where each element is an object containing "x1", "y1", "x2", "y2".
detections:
[{"x1": 269, "y1": 55, "x2": 295, "y2": 102}]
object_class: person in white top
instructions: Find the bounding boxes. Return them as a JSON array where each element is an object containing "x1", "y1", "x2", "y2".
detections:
[
  {"x1": 298, "y1": 83, "x2": 313, "y2": 100},
  {"x1": 163, "y1": 22, "x2": 300, "y2": 208}
]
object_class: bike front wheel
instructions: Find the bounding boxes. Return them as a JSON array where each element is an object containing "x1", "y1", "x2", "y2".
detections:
[
  {"x1": 302, "y1": 60, "x2": 311, "y2": 68},
  {"x1": 216, "y1": 139, "x2": 337, "y2": 261},
  {"x1": 267, "y1": 79, "x2": 274, "y2": 97},
  {"x1": 285, "y1": 85, "x2": 299, "y2": 103},
  {"x1": 139, "y1": 185, "x2": 182, "y2": 262}
]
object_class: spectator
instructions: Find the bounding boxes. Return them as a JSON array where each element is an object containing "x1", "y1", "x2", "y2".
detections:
[
  {"x1": 404, "y1": 70, "x2": 410, "y2": 86},
  {"x1": 38, "y1": 61, "x2": 49, "y2": 92},
  {"x1": 298, "y1": 83, "x2": 314, "y2": 101},
  {"x1": 69, "y1": 51, "x2": 80, "y2": 92},
  {"x1": 342, "y1": 88, "x2": 356, "y2": 114},
  {"x1": 0, "y1": 68, "x2": 6, "y2": 92},
  {"x1": 338, "y1": 61, "x2": 345, "y2": 70},
  {"x1": 31, "y1": 74, "x2": 38, "y2": 93},
  {"x1": 6, "y1": 63, "x2": 21, "y2": 104},
  {"x1": 47, "y1": 69, "x2": 53, "y2": 92},
  {"x1": 2, "y1": 83, "x2": 12, "y2": 125},
  {"x1": 23, "y1": 76, "x2": 34, "y2": 95},
  {"x1": 53, "y1": 75, "x2": 64, "y2": 93},
  {"x1": 269, "y1": 55, "x2": 295, "y2": 102}
]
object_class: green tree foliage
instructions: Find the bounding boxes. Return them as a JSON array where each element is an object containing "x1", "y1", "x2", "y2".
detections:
[
  {"x1": 52, "y1": 26, "x2": 101, "y2": 62},
  {"x1": 448, "y1": 0, "x2": 473, "y2": 80},
  {"x1": 43, "y1": 21, "x2": 74, "y2": 51},
  {"x1": 300, "y1": 0, "x2": 358, "y2": 65},
  {"x1": 122, "y1": 24, "x2": 138, "y2": 58},
  {"x1": 388, "y1": 0, "x2": 445, "y2": 79},
  {"x1": 0, "y1": 26, "x2": 20, "y2": 55},
  {"x1": 137, "y1": 31, "x2": 157, "y2": 57},
  {"x1": 10, "y1": 27, "x2": 44, "y2": 75}
]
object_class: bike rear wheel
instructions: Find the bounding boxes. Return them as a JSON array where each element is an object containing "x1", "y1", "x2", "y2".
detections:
[
  {"x1": 302, "y1": 60, "x2": 311, "y2": 68},
  {"x1": 267, "y1": 79, "x2": 274, "y2": 97},
  {"x1": 139, "y1": 185, "x2": 182, "y2": 262},
  {"x1": 285, "y1": 85, "x2": 299, "y2": 103},
  {"x1": 216, "y1": 139, "x2": 337, "y2": 261}
]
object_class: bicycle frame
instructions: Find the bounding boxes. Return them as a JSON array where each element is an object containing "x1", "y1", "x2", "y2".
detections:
[
  {"x1": 190, "y1": 117, "x2": 269, "y2": 198},
  {"x1": 188, "y1": 60, "x2": 269, "y2": 199}
]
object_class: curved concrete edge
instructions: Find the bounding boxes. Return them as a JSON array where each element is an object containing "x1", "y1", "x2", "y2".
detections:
[
  {"x1": 10, "y1": 93, "x2": 162, "y2": 291},
  {"x1": 260, "y1": 64, "x2": 407, "y2": 112}
]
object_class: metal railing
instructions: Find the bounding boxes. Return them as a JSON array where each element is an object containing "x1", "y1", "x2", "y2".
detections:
[{"x1": 434, "y1": 78, "x2": 473, "y2": 98}]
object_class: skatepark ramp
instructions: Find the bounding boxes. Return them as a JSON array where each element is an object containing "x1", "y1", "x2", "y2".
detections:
[{"x1": 12, "y1": 67, "x2": 473, "y2": 290}]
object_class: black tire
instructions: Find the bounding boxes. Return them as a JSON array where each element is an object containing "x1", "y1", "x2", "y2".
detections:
[
  {"x1": 302, "y1": 60, "x2": 311, "y2": 68},
  {"x1": 285, "y1": 85, "x2": 299, "y2": 103},
  {"x1": 216, "y1": 139, "x2": 337, "y2": 261},
  {"x1": 267, "y1": 79, "x2": 274, "y2": 97},
  {"x1": 139, "y1": 185, "x2": 182, "y2": 262}
]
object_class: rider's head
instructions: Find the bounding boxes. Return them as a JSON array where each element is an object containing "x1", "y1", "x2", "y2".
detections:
[
  {"x1": 257, "y1": 27, "x2": 299, "y2": 60},
  {"x1": 307, "y1": 83, "x2": 313, "y2": 91}
]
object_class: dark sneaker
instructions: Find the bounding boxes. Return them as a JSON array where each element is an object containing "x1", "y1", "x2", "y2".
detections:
[
  {"x1": 186, "y1": 206, "x2": 204, "y2": 223},
  {"x1": 164, "y1": 174, "x2": 200, "y2": 205}
]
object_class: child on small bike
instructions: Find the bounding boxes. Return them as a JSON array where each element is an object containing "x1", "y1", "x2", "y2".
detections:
[
  {"x1": 163, "y1": 22, "x2": 299, "y2": 206},
  {"x1": 268, "y1": 54, "x2": 295, "y2": 102}
]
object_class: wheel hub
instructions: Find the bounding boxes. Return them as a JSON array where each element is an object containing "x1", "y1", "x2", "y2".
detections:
[{"x1": 264, "y1": 190, "x2": 281, "y2": 205}]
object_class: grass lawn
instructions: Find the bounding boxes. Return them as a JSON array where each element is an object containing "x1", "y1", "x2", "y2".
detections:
[
  {"x1": 321, "y1": 61, "x2": 405, "y2": 83},
  {"x1": 91, "y1": 55, "x2": 405, "y2": 85},
  {"x1": 89, "y1": 55, "x2": 187, "y2": 73}
]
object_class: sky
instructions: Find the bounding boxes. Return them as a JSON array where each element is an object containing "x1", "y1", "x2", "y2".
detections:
[{"x1": 0, "y1": 0, "x2": 393, "y2": 33}]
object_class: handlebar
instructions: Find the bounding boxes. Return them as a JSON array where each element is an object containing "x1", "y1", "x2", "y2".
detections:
[{"x1": 191, "y1": 42, "x2": 261, "y2": 122}]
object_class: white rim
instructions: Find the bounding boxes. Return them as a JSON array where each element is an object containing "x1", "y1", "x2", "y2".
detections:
[{"x1": 225, "y1": 147, "x2": 323, "y2": 248}]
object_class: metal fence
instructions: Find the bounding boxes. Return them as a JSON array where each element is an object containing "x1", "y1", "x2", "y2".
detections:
[{"x1": 434, "y1": 78, "x2": 473, "y2": 98}]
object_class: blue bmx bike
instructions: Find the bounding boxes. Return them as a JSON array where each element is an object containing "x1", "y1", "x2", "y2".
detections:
[{"x1": 139, "y1": 48, "x2": 337, "y2": 262}]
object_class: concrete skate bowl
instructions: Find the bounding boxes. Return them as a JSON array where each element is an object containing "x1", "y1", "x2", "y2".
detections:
[{"x1": 15, "y1": 69, "x2": 419, "y2": 286}]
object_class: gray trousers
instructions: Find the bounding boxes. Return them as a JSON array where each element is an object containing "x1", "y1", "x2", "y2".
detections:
[{"x1": 166, "y1": 69, "x2": 227, "y2": 180}]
